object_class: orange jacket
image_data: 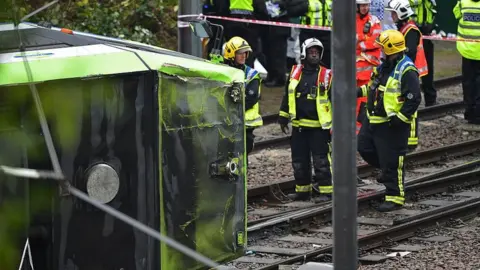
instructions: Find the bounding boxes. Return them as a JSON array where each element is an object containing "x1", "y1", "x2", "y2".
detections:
[
  {"x1": 356, "y1": 14, "x2": 382, "y2": 83},
  {"x1": 356, "y1": 13, "x2": 382, "y2": 66},
  {"x1": 399, "y1": 20, "x2": 429, "y2": 77}
]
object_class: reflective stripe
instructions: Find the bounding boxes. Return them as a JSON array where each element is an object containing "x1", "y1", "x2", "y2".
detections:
[
  {"x1": 385, "y1": 195, "x2": 405, "y2": 205},
  {"x1": 398, "y1": 155, "x2": 405, "y2": 197},
  {"x1": 408, "y1": 113, "x2": 418, "y2": 146},
  {"x1": 279, "y1": 111, "x2": 289, "y2": 118},
  {"x1": 359, "y1": 41, "x2": 366, "y2": 51},
  {"x1": 313, "y1": 1, "x2": 321, "y2": 26},
  {"x1": 292, "y1": 119, "x2": 322, "y2": 128},
  {"x1": 245, "y1": 117, "x2": 263, "y2": 126},
  {"x1": 458, "y1": 23, "x2": 480, "y2": 29},
  {"x1": 357, "y1": 65, "x2": 373, "y2": 72},
  {"x1": 296, "y1": 184, "x2": 312, "y2": 193},
  {"x1": 318, "y1": 185, "x2": 333, "y2": 194}
]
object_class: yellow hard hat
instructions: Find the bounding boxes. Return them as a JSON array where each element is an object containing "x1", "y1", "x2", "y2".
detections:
[
  {"x1": 223, "y1": 36, "x2": 252, "y2": 60},
  {"x1": 375, "y1": 29, "x2": 406, "y2": 55}
]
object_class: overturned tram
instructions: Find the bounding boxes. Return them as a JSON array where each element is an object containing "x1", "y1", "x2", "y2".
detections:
[{"x1": 0, "y1": 22, "x2": 247, "y2": 270}]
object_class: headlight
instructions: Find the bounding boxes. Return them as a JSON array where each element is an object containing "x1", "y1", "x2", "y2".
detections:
[{"x1": 85, "y1": 163, "x2": 120, "y2": 204}]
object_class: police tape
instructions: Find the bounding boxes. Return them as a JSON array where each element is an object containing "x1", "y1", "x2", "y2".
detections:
[{"x1": 178, "y1": 13, "x2": 480, "y2": 43}]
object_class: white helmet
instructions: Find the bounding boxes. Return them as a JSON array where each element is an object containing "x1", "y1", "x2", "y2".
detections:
[
  {"x1": 385, "y1": 0, "x2": 414, "y2": 20},
  {"x1": 300, "y1": 38, "x2": 324, "y2": 60},
  {"x1": 356, "y1": 0, "x2": 371, "y2": 4}
]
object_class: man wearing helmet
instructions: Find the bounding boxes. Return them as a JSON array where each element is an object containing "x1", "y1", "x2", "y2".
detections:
[
  {"x1": 385, "y1": 0, "x2": 429, "y2": 151},
  {"x1": 224, "y1": 37, "x2": 263, "y2": 157},
  {"x1": 357, "y1": 30, "x2": 421, "y2": 212},
  {"x1": 355, "y1": 0, "x2": 382, "y2": 135},
  {"x1": 278, "y1": 38, "x2": 333, "y2": 202}
]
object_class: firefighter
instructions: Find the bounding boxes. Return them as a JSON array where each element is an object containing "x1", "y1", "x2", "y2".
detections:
[
  {"x1": 289, "y1": 0, "x2": 332, "y2": 68},
  {"x1": 410, "y1": 0, "x2": 438, "y2": 107},
  {"x1": 355, "y1": 0, "x2": 382, "y2": 135},
  {"x1": 385, "y1": 0, "x2": 429, "y2": 149},
  {"x1": 357, "y1": 30, "x2": 421, "y2": 212},
  {"x1": 454, "y1": 0, "x2": 480, "y2": 126},
  {"x1": 223, "y1": 37, "x2": 263, "y2": 156},
  {"x1": 278, "y1": 38, "x2": 333, "y2": 202}
]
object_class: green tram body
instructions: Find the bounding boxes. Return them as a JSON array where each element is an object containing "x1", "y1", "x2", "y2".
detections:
[{"x1": 0, "y1": 23, "x2": 247, "y2": 270}]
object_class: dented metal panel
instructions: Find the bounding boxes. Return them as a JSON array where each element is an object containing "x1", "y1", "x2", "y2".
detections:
[{"x1": 157, "y1": 65, "x2": 246, "y2": 269}]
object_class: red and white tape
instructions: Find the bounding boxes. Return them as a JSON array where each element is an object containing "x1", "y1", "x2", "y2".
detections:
[{"x1": 178, "y1": 13, "x2": 480, "y2": 43}]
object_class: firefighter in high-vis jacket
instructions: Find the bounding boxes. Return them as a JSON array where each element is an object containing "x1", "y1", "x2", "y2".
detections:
[
  {"x1": 223, "y1": 37, "x2": 263, "y2": 155},
  {"x1": 385, "y1": 0, "x2": 428, "y2": 150},
  {"x1": 454, "y1": 0, "x2": 480, "y2": 125},
  {"x1": 355, "y1": 0, "x2": 382, "y2": 135},
  {"x1": 409, "y1": 0, "x2": 437, "y2": 107},
  {"x1": 278, "y1": 38, "x2": 333, "y2": 202},
  {"x1": 357, "y1": 30, "x2": 421, "y2": 212},
  {"x1": 291, "y1": 0, "x2": 333, "y2": 68}
]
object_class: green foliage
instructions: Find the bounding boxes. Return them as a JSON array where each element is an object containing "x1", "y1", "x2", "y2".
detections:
[{"x1": 1, "y1": 0, "x2": 178, "y2": 50}]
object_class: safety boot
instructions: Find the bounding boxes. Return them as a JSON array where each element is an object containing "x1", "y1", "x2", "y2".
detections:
[
  {"x1": 376, "y1": 201, "x2": 403, "y2": 212},
  {"x1": 313, "y1": 194, "x2": 332, "y2": 203},
  {"x1": 287, "y1": 192, "x2": 311, "y2": 201}
]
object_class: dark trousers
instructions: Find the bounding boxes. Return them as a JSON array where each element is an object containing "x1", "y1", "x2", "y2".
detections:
[
  {"x1": 224, "y1": 16, "x2": 259, "y2": 67},
  {"x1": 462, "y1": 57, "x2": 480, "y2": 123},
  {"x1": 246, "y1": 128, "x2": 255, "y2": 155},
  {"x1": 299, "y1": 29, "x2": 332, "y2": 68},
  {"x1": 357, "y1": 120, "x2": 409, "y2": 204},
  {"x1": 291, "y1": 128, "x2": 332, "y2": 193},
  {"x1": 261, "y1": 26, "x2": 289, "y2": 82},
  {"x1": 421, "y1": 40, "x2": 437, "y2": 105}
]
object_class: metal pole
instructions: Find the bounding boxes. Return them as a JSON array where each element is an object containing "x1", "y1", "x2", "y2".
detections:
[
  {"x1": 331, "y1": 0, "x2": 357, "y2": 268},
  {"x1": 178, "y1": 0, "x2": 202, "y2": 57}
]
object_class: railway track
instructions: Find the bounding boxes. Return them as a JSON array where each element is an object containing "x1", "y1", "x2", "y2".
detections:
[
  {"x1": 247, "y1": 138, "x2": 480, "y2": 204},
  {"x1": 260, "y1": 75, "x2": 462, "y2": 126},
  {"x1": 228, "y1": 162, "x2": 480, "y2": 269},
  {"x1": 254, "y1": 100, "x2": 464, "y2": 153}
]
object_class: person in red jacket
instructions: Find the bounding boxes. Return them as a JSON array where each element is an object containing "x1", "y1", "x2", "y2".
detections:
[{"x1": 355, "y1": 0, "x2": 382, "y2": 135}]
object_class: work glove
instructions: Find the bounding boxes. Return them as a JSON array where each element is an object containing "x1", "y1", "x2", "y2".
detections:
[
  {"x1": 389, "y1": 115, "x2": 409, "y2": 128},
  {"x1": 278, "y1": 116, "x2": 290, "y2": 134}
]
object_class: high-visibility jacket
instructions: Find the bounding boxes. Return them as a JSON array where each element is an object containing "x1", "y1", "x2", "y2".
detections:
[
  {"x1": 230, "y1": 0, "x2": 253, "y2": 14},
  {"x1": 356, "y1": 13, "x2": 382, "y2": 82},
  {"x1": 409, "y1": 0, "x2": 436, "y2": 26},
  {"x1": 244, "y1": 66, "x2": 263, "y2": 127},
  {"x1": 453, "y1": 0, "x2": 480, "y2": 61},
  {"x1": 359, "y1": 55, "x2": 419, "y2": 124},
  {"x1": 399, "y1": 20, "x2": 428, "y2": 77},
  {"x1": 279, "y1": 65, "x2": 333, "y2": 129},
  {"x1": 301, "y1": 0, "x2": 332, "y2": 26}
]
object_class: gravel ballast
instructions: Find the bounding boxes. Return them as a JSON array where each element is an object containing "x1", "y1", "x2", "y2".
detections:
[{"x1": 247, "y1": 85, "x2": 472, "y2": 188}]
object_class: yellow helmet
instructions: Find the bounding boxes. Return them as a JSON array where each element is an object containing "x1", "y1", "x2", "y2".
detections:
[
  {"x1": 223, "y1": 36, "x2": 252, "y2": 60},
  {"x1": 375, "y1": 29, "x2": 406, "y2": 55}
]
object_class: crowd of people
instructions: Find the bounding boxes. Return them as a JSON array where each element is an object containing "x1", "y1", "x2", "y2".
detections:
[{"x1": 207, "y1": 0, "x2": 480, "y2": 212}]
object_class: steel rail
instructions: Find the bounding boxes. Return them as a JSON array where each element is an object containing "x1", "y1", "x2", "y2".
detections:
[
  {"x1": 253, "y1": 168, "x2": 480, "y2": 270},
  {"x1": 247, "y1": 157, "x2": 480, "y2": 230},
  {"x1": 254, "y1": 100, "x2": 464, "y2": 152},
  {"x1": 247, "y1": 157, "x2": 480, "y2": 228},
  {"x1": 248, "y1": 138, "x2": 480, "y2": 202},
  {"x1": 261, "y1": 75, "x2": 463, "y2": 126}
]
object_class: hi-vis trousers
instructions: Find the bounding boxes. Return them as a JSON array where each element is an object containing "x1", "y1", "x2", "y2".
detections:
[{"x1": 357, "y1": 120, "x2": 409, "y2": 205}]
